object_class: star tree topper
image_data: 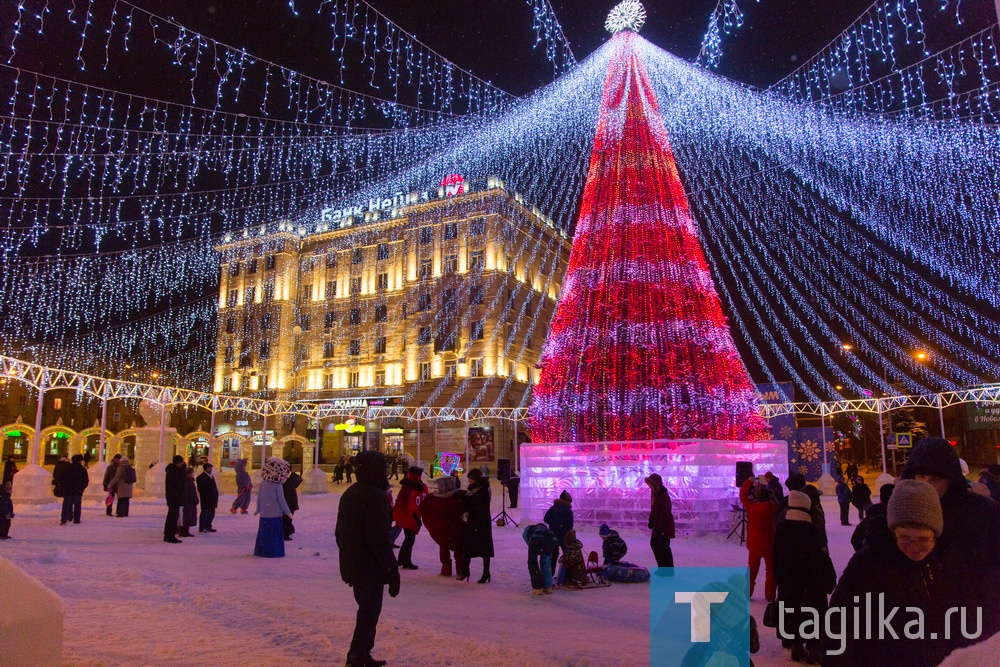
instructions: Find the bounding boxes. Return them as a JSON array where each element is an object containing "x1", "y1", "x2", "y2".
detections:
[{"x1": 605, "y1": 0, "x2": 646, "y2": 34}]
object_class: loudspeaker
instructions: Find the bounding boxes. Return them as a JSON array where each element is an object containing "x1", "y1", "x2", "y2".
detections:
[
  {"x1": 735, "y1": 461, "x2": 754, "y2": 488},
  {"x1": 497, "y1": 458, "x2": 511, "y2": 484}
]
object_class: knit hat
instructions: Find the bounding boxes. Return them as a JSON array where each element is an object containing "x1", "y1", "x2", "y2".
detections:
[
  {"x1": 71, "y1": 454, "x2": 84, "y2": 463},
  {"x1": 887, "y1": 479, "x2": 944, "y2": 537},
  {"x1": 435, "y1": 476, "x2": 458, "y2": 494},
  {"x1": 879, "y1": 483, "x2": 894, "y2": 504},
  {"x1": 559, "y1": 490, "x2": 573, "y2": 503},
  {"x1": 786, "y1": 491, "x2": 812, "y2": 522},
  {"x1": 408, "y1": 466, "x2": 423, "y2": 476},
  {"x1": 785, "y1": 473, "x2": 806, "y2": 491},
  {"x1": 261, "y1": 457, "x2": 291, "y2": 484},
  {"x1": 565, "y1": 529, "x2": 577, "y2": 542},
  {"x1": 902, "y1": 438, "x2": 964, "y2": 489},
  {"x1": 645, "y1": 473, "x2": 663, "y2": 488},
  {"x1": 598, "y1": 523, "x2": 611, "y2": 537},
  {"x1": 202, "y1": 462, "x2": 212, "y2": 470},
  {"x1": 172, "y1": 455, "x2": 184, "y2": 465},
  {"x1": 467, "y1": 468, "x2": 484, "y2": 482}
]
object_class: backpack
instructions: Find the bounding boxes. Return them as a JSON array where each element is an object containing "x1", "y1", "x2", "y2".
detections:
[{"x1": 123, "y1": 466, "x2": 137, "y2": 484}]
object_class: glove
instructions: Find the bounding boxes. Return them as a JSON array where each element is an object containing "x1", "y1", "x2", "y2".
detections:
[{"x1": 388, "y1": 569, "x2": 401, "y2": 598}]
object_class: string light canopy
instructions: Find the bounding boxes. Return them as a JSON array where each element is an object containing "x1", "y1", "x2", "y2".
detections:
[{"x1": 0, "y1": 0, "x2": 997, "y2": 409}]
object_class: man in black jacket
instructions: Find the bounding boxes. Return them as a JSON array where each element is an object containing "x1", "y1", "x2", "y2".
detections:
[
  {"x1": 102, "y1": 454, "x2": 122, "y2": 516},
  {"x1": 335, "y1": 450, "x2": 399, "y2": 667},
  {"x1": 196, "y1": 463, "x2": 219, "y2": 533},
  {"x1": 62, "y1": 454, "x2": 90, "y2": 525},
  {"x1": 164, "y1": 455, "x2": 186, "y2": 543}
]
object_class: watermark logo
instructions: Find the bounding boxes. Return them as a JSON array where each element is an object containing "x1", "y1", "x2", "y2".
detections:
[{"x1": 651, "y1": 568, "x2": 750, "y2": 667}]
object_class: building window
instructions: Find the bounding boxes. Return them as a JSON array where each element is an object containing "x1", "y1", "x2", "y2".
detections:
[
  {"x1": 239, "y1": 341, "x2": 251, "y2": 368},
  {"x1": 245, "y1": 286, "x2": 256, "y2": 303},
  {"x1": 375, "y1": 336, "x2": 387, "y2": 354},
  {"x1": 435, "y1": 327, "x2": 456, "y2": 353},
  {"x1": 324, "y1": 341, "x2": 336, "y2": 358},
  {"x1": 351, "y1": 277, "x2": 362, "y2": 295},
  {"x1": 323, "y1": 373, "x2": 334, "y2": 390},
  {"x1": 248, "y1": 258, "x2": 258, "y2": 274},
  {"x1": 375, "y1": 305, "x2": 387, "y2": 322},
  {"x1": 227, "y1": 289, "x2": 238, "y2": 308},
  {"x1": 302, "y1": 284, "x2": 313, "y2": 301},
  {"x1": 444, "y1": 222, "x2": 458, "y2": 240},
  {"x1": 374, "y1": 370, "x2": 386, "y2": 387},
  {"x1": 352, "y1": 248, "x2": 364, "y2": 264},
  {"x1": 401, "y1": 303, "x2": 407, "y2": 320},
  {"x1": 264, "y1": 282, "x2": 275, "y2": 302},
  {"x1": 303, "y1": 258, "x2": 314, "y2": 272},
  {"x1": 242, "y1": 317, "x2": 253, "y2": 336},
  {"x1": 326, "y1": 280, "x2": 337, "y2": 299},
  {"x1": 505, "y1": 256, "x2": 514, "y2": 274},
  {"x1": 326, "y1": 253, "x2": 338, "y2": 268},
  {"x1": 259, "y1": 341, "x2": 270, "y2": 360},
  {"x1": 223, "y1": 376, "x2": 233, "y2": 392},
  {"x1": 445, "y1": 361, "x2": 457, "y2": 378},
  {"x1": 377, "y1": 273, "x2": 388, "y2": 291},
  {"x1": 349, "y1": 371, "x2": 360, "y2": 389},
  {"x1": 418, "y1": 326, "x2": 432, "y2": 345},
  {"x1": 523, "y1": 266, "x2": 531, "y2": 284},
  {"x1": 229, "y1": 263, "x2": 240, "y2": 277},
  {"x1": 377, "y1": 243, "x2": 390, "y2": 260},
  {"x1": 471, "y1": 320, "x2": 485, "y2": 340},
  {"x1": 417, "y1": 293, "x2": 431, "y2": 312},
  {"x1": 261, "y1": 313, "x2": 272, "y2": 330},
  {"x1": 444, "y1": 254, "x2": 458, "y2": 274},
  {"x1": 470, "y1": 358, "x2": 483, "y2": 377},
  {"x1": 470, "y1": 284, "x2": 484, "y2": 306},
  {"x1": 258, "y1": 374, "x2": 268, "y2": 391},
  {"x1": 349, "y1": 339, "x2": 361, "y2": 356},
  {"x1": 469, "y1": 250, "x2": 485, "y2": 271},
  {"x1": 53, "y1": 397, "x2": 63, "y2": 410},
  {"x1": 470, "y1": 218, "x2": 485, "y2": 235},
  {"x1": 419, "y1": 259, "x2": 432, "y2": 280},
  {"x1": 350, "y1": 308, "x2": 361, "y2": 325},
  {"x1": 419, "y1": 227, "x2": 433, "y2": 245},
  {"x1": 225, "y1": 316, "x2": 236, "y2": 334},
  {"x1": 300, "y1": 314, "x2": 311, "y2": 331},
  {"x1": 266, "y1": 255, "x2": 276, "y2": 271},
  {"x1": 442, "y1": 288, "x2": 456, "y2": 312},
  {"x1": 419, "y1": 362, "x2": 431, "y2": 381},
  {"x1": 525, "y1": 297, "x2": 535, "y2": 318},
  {"x1": 324, "y1": 311, "x2": 335, "y2": 329}
]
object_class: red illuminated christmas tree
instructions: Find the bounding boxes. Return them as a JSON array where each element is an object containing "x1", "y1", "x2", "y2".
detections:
[{"x1": 528, "y1": 29, "x2": 769, "y2": 443}]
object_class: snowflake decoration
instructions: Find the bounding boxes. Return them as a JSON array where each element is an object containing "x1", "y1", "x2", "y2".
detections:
[
  {"x1": 779, "y1": 425, "x2": 795, "y2": 441},
  {"x1": 798, "y1": 465, "x2": 809, "y2": 475},
  {"x1": 796, "y1": 439, "x2": 821, "y2": 462},
  {"x1": 606, "y1": 0, "x2": 646, "y2": 34}
]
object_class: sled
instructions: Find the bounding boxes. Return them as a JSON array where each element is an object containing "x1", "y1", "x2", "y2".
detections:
[{"x1": 580, "y1": 550, "x2": 610, "y2": 587}]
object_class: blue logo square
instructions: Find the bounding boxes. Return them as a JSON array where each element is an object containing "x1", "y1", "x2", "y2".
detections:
[{"x1": 650, "y1": 567, "x2": 751, "y2": 667}]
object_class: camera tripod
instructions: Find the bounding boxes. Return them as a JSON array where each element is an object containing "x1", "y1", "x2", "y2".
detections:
[
  {"x1": 492, "y1": 484, "x2": 518, "y2": 527},
  {"x1": 726, "y1": 505, "x2": 747, "y2": 546}
]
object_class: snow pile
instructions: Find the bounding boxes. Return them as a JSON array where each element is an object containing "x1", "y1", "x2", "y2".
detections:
[{"x1": 0, "y1": 555, "x2": 64, "y2": 666}]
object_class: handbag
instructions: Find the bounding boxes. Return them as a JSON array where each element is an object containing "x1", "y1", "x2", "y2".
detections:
[
  {"x1": 762, "y1": 601, "x2": 779, "y2": 628},
  {"x1": 105, "y1": 491, "x2": 115, "y2": 506}
]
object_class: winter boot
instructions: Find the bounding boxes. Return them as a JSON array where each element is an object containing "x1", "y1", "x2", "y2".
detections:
[
  {"x1": 532, "y1": 589, "x2": 544, "y2": 595},
  {"x1": 440, "y1": 559, "x2": 452, "y2": 577}
]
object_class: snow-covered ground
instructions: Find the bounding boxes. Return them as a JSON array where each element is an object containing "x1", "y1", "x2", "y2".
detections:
[{"x1": 1, "y1": 484, "x2": 859, "y2": 666}]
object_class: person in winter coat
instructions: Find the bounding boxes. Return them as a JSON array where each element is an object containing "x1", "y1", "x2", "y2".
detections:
[
  {"x1": 282, "y1": 469, "x2": 302, "y2": 541},
  {"x1": 3, "y1": 455, "x2": 18, "y2": 487},
  {"x1": 110, "y1": 456, "x2": 136, "y2": 517},
  {"x1": 773, "y1": 490, "x2": 836, "y2": 664},
  {"x1": 645, "y1": 473, "x2": 676, "y2": 567},
  {"x1": 844, "y1": 462, "x2": 858, "y2": 484},
  {"x1": 851, "y1": 475, "x2": 873, "y2": 521},
  {"x1": 0, "y1": 482, "x2": 14, "y2": 539},
  {"x1": 335, "y1": 450, "x2": 399, "y2": 667},
  {"x1": 461, "y1": 468, "x2": 494, "y2": 583},
  {"x1": 61, "y1": 454, "x2": 90, "y2": 525},
  {"x1": 523, "y1": 522, "x2": 558, "y2": 594},
  {"x1": 102, "y1": 454, "x2": 122, "y2": 517},
  {"x1": 164, "y1": 455, "x2": 187, "y2": 543},
  {"x1": 543, "y1": 490, "x2": 574, "y2": 575},
  {"x1": 822, "y1": 480, "x2": 987, "y2": 666},
  {"x1": 390, "y1": 456, "x2": 400, "y2": 480},
  {"x1": 900, "y1": 437, "x2": 1000, "y2": 639},
  {"x1": 740, "y1": 477, "x2": 777, "y2": 600},
  {"x1": 179, "y1": 466, "x2": 198, "y2": 537},
  {"x1": 776, "y1": 474, "x2": 829, "y2": 552},
  {"x1": 344, "y1": 458, "x2": 354, "y2": 483},
  {"x1": 835, "y1": 475, "x2": 853, "y2": 526},
  {"x1": 254, "y1": 457, "x2": 293, "y2": 557},
  {"x1": 333, "y1": 459, "x2": 345, "y2": 484},
  {"x1": 52, "y1": 455, "x2": 70, "y2": 520},
  {"x1": 764, "y1": 471, "x2": 784, "y2": 502},
  {"x1": 598, "y1": 523, "x2": 628, "y2": 565},
  {"x1": 230, "y1": 458, "x2": 252, "y2": 514},
  {"x1": 393, "y1": 466, "x2": 429, "y2": 569},
  {"x1": 979, "y1": 464, "x2": 1000, "y2": 502},
  {"x1": 560, "y1": 528, "x2": 588, "y2": 587},
  {"x1": 420, "y1": 476, "x2": 467, "y2": 578},
  {"x1": 196, "y1": 463, "x2": 219, "y2": 532},
  {"x1": 505, "y1": 470, "x2": 520, "y2": 508},
  {"x1": 850, "y1": 483, "x2": 893, "y2": 552}
]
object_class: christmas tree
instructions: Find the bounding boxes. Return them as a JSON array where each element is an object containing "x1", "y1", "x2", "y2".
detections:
[{"x1": 528, "y1": 28, "x2": 769, "y2": 444}]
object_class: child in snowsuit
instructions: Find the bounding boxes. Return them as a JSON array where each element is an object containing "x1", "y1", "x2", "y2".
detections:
[
  {"x1": 599, "y1": 523, "x2": 628, "y2": 565},
  {"x1": 559, "y1": 528, "x2": 588, "y2": 586},
  {"x1": 0, "y1": 482, "x2": 13, "y2": 539},
  {"x1": 230, "y1": 458, "x2": 253, "y2": 514},
  {"x1": 524, "y1": 522, "x2": 558, "y2": 595}
]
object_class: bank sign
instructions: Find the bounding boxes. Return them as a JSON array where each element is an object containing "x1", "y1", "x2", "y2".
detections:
[{"x1": 319, "y1": 174, "x2": 467, "y2": 223}]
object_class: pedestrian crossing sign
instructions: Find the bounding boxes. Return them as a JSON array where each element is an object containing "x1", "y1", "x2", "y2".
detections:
[{"x1": 896, "y1": 432, "x2": 913, "y2": 448}]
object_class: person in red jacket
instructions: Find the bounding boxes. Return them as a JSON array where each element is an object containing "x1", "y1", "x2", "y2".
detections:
[
  {"x1": 420, "y1": 476, "x2": 468, "y2": 578},
  {"x1": 740, "y1": 476, "x2": 777, "y2": 600},
  {"x1": 393, "y1": 466, "x2": 428, "y2": 570}
]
